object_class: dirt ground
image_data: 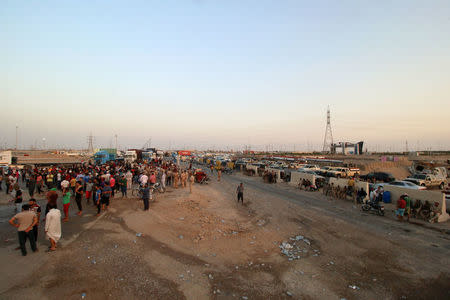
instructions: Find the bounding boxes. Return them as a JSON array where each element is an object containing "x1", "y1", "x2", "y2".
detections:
[{"x1": 1, "y1": 172, "x2": 449, "y2": 300}]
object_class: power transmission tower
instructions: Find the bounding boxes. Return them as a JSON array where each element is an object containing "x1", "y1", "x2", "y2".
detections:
[
  {"x1": 115, "y1": 134, "x2": 118, "y2": 150},
  {"x1": 142, "y1": 138, "x2": 152, "y2": 149},
  {"x1": 87, "y1": 132, "x2": 94, "y2": 154},
  {"x1": 322, "y1": 106, "x2": 334, "y2": 153}
]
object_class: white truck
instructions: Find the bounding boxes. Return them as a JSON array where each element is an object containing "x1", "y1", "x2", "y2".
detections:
[
  {"x1": 327, "y1": 167, "x2": 360, "y2": 178},
  {"x1": 124, "y1": 150, "x2": 137, "y2": 163},
  {"x1": 405, "y1": 173, "x2": 447, "y2": 190}
]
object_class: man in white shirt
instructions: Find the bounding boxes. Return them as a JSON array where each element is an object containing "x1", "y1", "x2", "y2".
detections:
[{"x1": 140, "y1": 174, "x2": 148, "y2": 186}]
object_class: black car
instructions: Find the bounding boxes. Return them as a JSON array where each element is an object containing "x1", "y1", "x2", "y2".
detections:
[{"x1": 360, "y1": 172, "x2": 395, "y2": 183}]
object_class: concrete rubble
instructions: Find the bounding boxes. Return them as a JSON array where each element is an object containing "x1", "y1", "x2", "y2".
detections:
[{"x1": 279, "y1": 234, "x2": 319, "y2": 260}]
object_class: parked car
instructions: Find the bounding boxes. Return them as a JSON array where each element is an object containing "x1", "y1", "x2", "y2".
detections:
[
  {"x1": 297, "y1": 164, "x2": 320, "y2": 172},
  {"x1": 316, "y1": 166, "x2": 333, "y2": 177},
  {"x1": 404, "y1": 173, "x2": 447, "y2": 190},
  {"x1": 360, "y1": 172, "x2": 395, "y2": 183},
  {"x1": 386, "y1": 180, "x2": 426, "y2": 190}
]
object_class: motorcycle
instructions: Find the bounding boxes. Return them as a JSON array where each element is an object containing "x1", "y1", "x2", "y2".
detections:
[{"x1": 361, "y1": 200, "x2": 385, "y2": 216}]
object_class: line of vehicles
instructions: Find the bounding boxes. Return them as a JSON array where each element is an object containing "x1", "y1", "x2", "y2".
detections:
[{"x1": 93, "y1": 148, "x2": 165, "y2": 165}]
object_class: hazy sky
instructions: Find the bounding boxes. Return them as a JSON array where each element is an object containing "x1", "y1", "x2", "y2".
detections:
[{"x1": 1, "y1": 0, "x2": 449, "y2": 151}]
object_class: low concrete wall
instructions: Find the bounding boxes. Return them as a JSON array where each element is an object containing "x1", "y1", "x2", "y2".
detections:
[
  {"x1": 383, "y1": 186, "x2": 449, "y2": 222},
  {"x1": 267, "y1": 168, "x2": 282, "y2": 181},
  {"x1": 245, "y1": 164, "x2": 259, "y2": 176},
  {"x1": 329, "y1": 178, "x2": 369, "y2": 201},
  {"x1": 289, "y1": 171, "x2": 316, "y2": 186}
]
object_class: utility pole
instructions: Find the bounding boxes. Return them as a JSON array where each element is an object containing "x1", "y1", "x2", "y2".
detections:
[
  {"x1": 115, "y1": 134, "x2": 118, "y2": 150},
  {"x1": 15, "y1": 126, "x2": 18, "y2": 150}
]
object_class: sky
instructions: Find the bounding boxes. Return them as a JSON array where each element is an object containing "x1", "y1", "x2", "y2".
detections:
[{"x1": 1, "y1": 0, "x2": 450, "y2": 152}]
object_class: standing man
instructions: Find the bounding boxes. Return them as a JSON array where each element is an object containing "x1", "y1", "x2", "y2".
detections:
[
  {"x1": 45, "y1": 204, "x2": 61, "y2": 252},
  {"x1": 149, "y1": 172, "x2": 157, "y2": 187},
  {"x1": 140, "y1": 183, "x2": 150, "y2": 211},
  {"x1": 28, "y1": 174, "x2": 36, "y2": 197},
  {"x1": 28, "y1": 198, "x2": 41, "y2": 242},
  {"x1": 101, "y1": 182, "x2": 112, "y2": 211},
  {"x1": 85, "y1": 179, "x2": 93, "y2": 203},
  {"x1": 217, "y1": 168, "x2": 222, "y2": 182},
  {"x1": 109, "y1": 176, "x2": 116, "y2": 198},
  {"x1": 75, "y1": 181, "x2": 83, "y2": 216},
  {"x1": 189, "y1": 172, "x2": 195, "y2": 193},
  {"x1": 9, "y1": 204, "x2": 38, "y2": 256},
  {"x1": 236, "y1": 183, "x2": 244, "y2": 205},
  {"x1": 160, "y1": 171, "x2": 166, "y2": 192},
  {"x1": 119, "y1": 175, "x2": 127, "y2": 198},
  {"x1": 126, "y1": 170, "x2": 133, "y2": 189},
  {"x1": 56, "y1": 171, "x2": 62, "y2": 190},
  {"x1": 13, "y1": 186, "x2": 23, "y2": 212}
]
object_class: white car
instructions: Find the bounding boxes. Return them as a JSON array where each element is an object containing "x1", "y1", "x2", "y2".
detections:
[{"x1": 387, "y1": 180, "x2": 426, "y2": 190}]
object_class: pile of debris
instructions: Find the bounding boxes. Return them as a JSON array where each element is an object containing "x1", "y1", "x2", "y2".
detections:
[{"x1": 279, "y1": 235, "x2": 319, "y2": 261}]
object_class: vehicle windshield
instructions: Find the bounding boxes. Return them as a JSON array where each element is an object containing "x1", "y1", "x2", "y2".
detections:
[{"x1": 413, "y1": 174, "x2": 426, "y2": 179}]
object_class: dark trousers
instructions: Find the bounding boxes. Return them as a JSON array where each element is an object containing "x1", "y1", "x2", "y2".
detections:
[
  {"x1": 75, "y1": 196, "x2": 82, "y2": 211},
  {"x1": 33, "y1": 225, "x2": 38, "y2": 241},
  {"x1": 18, "y1": 230, "x2": 37, "y2": 256},
  {"x1": 28, "y1": 185, "x2": 35, "y2": 197},
  {"x1": 6, "y1": 183, "x2": 10, "y2": 194},
  {"x1": 96, "y1": 201, "x2": 101, "y2": 214},
  {"x1": 143, "y1": 198, "x2": 149, "y2": 210},
  {"x1": 237, "y1": 192, "x2": 244, "y2": 203},
  {"x1": 121, "y1": 186, "x2": 127, "y2": 197}
]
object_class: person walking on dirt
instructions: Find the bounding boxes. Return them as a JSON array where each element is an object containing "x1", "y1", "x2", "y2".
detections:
[
  {"x1": 236, "y1": 183, "x2": 244, "y2": 204},
  {"x1": 9, "y1": 204, "x2": 38, "y2": 256},
  {"x1": 62, "y1": 188, "x2": 71, "y2": 222},
  {"x1": 45, "y1": 204, "x2": 61, "y2": 252}
]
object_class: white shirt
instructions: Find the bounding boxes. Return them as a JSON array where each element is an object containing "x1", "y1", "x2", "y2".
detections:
[{"x1": 140, "y1": 174, "x2": 148, "y2": 184}]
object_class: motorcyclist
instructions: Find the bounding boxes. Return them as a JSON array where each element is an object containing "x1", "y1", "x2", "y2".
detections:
[{"x1": 357, "y1": 188, "x2": 367, "y2": 204}]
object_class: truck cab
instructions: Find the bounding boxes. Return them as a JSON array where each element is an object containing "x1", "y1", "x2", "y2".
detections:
[{"x1": 125, "y1": 150, "x2": 137, "y2": 163}]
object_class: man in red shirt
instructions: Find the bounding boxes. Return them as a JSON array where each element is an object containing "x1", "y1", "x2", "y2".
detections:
[{"x1": 396, "y1": 196, "x2": 407, "y2": 221}]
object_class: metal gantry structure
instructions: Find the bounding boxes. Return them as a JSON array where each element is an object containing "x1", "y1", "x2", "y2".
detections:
[{"x1": 322, "y1": 106, "x2": 334, "y2": 153}]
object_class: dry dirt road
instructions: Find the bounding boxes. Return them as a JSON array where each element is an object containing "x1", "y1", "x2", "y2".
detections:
[{"x1": 1, "y1": 172, "x2": 449, "y2": 300}]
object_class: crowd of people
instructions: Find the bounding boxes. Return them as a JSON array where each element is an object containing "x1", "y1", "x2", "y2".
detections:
[{"x1": 2, "y1": 157, "x2": 205, "y2": 256}]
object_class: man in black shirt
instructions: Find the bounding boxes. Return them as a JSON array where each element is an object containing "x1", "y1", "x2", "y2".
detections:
[{"x1": 140, "y1": 183, "x2": 150, "y2": 211}]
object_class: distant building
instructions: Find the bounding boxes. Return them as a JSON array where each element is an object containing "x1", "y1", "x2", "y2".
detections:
[
  {"x1": 0, "y1": 151, "x2": 12, "y2": 165},
  {"x1": 331, "y1": 141, "x2": 364, "y2": 155}
]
